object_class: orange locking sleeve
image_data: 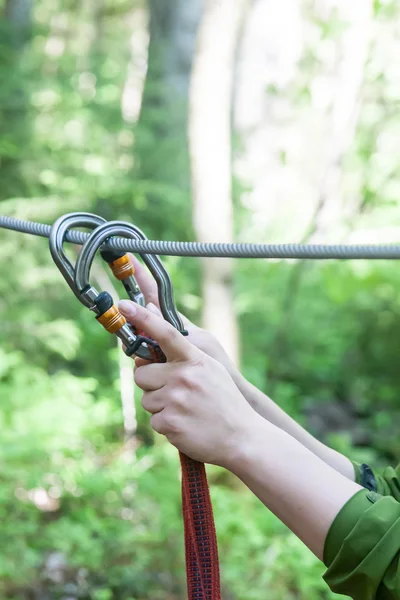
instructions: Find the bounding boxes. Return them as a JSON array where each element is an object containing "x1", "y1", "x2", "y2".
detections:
[
  {"x1": 97, "y1": 305, "x2": 126, "y2": 334},
  {"x1": 108, "y1": 254, "x2": 135, "y2": 281}
]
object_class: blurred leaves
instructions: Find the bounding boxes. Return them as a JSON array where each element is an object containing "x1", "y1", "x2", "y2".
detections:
[{"x1": 0, "y1": 0, "x2": 400, "y2": 599}]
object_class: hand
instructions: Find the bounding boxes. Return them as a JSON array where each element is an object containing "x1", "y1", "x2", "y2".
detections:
[
  {"x1": 127, "y1": 254, "x2": 239, "y2": 380},
  {"x1": 118, "y1": 299, "x2": 260, "y2": 467}
]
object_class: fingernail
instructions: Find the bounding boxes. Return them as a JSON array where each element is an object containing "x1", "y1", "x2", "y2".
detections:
[
  {"x1": 146, "y1": 302, "x2": 160, "y2": 315},
  {"x1": 119, "y1": 300, "x2": 136, "y2": 315}
]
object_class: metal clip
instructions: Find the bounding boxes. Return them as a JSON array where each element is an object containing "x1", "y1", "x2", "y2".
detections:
[
  {"x1": 49, "y1": 213, "x2": 155, "y2": 360},
  {"x1": 73, "y1": 220, "x2": 187, "y2": 361},
  {"x1": 49, "y1": 212, "x2": 107, "y2": 304},
  {"x1": 98, "y1": 242, "x2": 145, "y2": 307}
]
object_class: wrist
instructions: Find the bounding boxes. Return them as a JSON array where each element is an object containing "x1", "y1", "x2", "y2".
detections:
[
  {"x1": 221, "y1": 412, "x2": 272, "y2": 473},
  {"x1": 230, "y1": 368, "x2": 246, "y2": 390},
  {"x1": 233, "y1": 374, "x2": 263, "y2": 412}
]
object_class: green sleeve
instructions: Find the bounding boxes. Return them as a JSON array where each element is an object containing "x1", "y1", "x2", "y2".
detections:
[
  {"x1": 352, "y1": 462, "x2": 400, "y2": 500},
  {"x1": 323, "y1": 489, "x2": 400, "y2": 599}
]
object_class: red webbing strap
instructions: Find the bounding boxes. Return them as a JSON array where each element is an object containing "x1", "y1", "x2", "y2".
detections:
[
  {"x1": 143, "y1": 334, "x2": 221, "y2": 599},
  {"x1": 180, "y1": 452, "x2": 221, "y2": 599}
]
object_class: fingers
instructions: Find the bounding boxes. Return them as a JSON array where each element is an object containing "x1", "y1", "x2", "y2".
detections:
[
  {"x1": 150, "y1": 412, "x2": 165, "y2": 434},
  {"x1": 178, "y1": 311, "x2": 196, "y2": 329},
  {"x1": 133, "y1": 308, "x2": 161, "y2": 368},
  {"x1": 141, "y1": 390, "x2": 166, "y2": 415},
  {"x1": 134, "y1": 357, "x2": 149, "y2": 369},
  {"x1": 149, "y1": 410, "x2": 177, "y2": 436},
  {"x1": 147, "y1": 302, "x2": 162, "y2": 316},
  {"x1": 119, "y1": 300, "x2": 198, "y2": 362},
  {"x1": 129, "y1": 254, "x2": 160, "y2": 308},
  {"x1": 134, "y1": 362, "x2": 170, "y2": 391}
]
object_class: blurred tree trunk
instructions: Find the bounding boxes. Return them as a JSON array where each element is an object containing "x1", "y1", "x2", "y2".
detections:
[
  {"x1": 308, "y1": 1, "x2": 373, "y2": 242},
  {"x1": 268, "y1": 1, "x2": 373, "y2": 390},
  {"x1": 84, "y1": 1, "x2": 138, "y2": 442},
  {"x1": 136, "y1": 0, "x2": 204, "y2": 234},
  {"x1": 1, "y1": 0, "x2": 32, "y2": 199},
  {"x1": 139, "y1": 0, "x2": 204, "y2": 189},
  {"x1": 145, "y1": 0, "x2": 203, "y2": 110},
  {"x1": 121, "y1": 4, "x2": 149, "y2": 124},
  {"x1": 76, "y1": 0, "x2": 104, "y2": 71},
  {"x1": 5, "y1": 0, "x2": 32, "y2": 46},
  {"x1": 189, "y1": 0, "x2": 248, "y2": 365}
]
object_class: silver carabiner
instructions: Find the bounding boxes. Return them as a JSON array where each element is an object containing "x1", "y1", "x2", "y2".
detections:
[
  {"x1": 50, "y1": 212, "x2": 144, "y2": 305},
  {"x1": 49, "y1": 212, "x2": 152, "y2": 359},
  {"x1": 74, "y1": 220, "x2": 187, "y2": 361},
  {"x1": 49, "y1": 212, "x2": 107, "y2": 303}
]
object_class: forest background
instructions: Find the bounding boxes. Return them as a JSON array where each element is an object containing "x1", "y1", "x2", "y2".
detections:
[{"x1": 1, "y1": 0, "x2": 400, "y2": 598}]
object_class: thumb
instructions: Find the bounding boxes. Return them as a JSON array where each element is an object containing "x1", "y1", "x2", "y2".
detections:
[{"x1": 118, "y1": 300, "x2": 196, "y2": 362}]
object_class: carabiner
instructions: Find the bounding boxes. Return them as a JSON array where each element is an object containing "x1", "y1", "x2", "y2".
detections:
[
  {"x1": 50, "y1": 212, "x2": 150, "y2": 355},
  {"x1": 74, "y1": 220, "x2": 187, "y2": 361},
  {"x1": 98, "y1": 245, "x2": 145, "y2": 307},
  {"x1": 50, "y1": 212, "x2": 145, "y2": 306},
  {"x1": 49, "y1": 212, "x2": 107, "y2": 303}
]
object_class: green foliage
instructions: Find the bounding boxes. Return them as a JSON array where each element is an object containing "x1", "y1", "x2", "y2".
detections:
[{"x1": 0, "y1": 0, "x2": 399, "y2": 599}]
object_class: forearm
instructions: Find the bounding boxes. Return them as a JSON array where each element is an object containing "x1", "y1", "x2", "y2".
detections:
[
  {"x1": 226, "y1": 416, "x2": 363, "y2": 560},
  {"x1": 232, "y1": 373, "x2": 355, "y2": 481}
]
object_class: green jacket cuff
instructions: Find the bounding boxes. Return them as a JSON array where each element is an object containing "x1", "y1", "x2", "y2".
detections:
[
  {"x1": 352, "y1": 460, "x2": 362, "y2": 485},
  {"x1": 323, "y1": 489, "x2": 380, "y2": 567}
]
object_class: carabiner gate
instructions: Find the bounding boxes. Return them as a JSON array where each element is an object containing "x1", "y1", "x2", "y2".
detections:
[
  {"x1": 49, "y1": 214, "x2": 187, "y2": 362},
  {"x1": 74, "y1": 220, "x2": 187, "y2": 361}
]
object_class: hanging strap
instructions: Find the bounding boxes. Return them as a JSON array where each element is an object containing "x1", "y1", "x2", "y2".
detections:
[
  {"x1": 148, "y1": 343, "x2": 221, "y2": 599},
  {"x1": 180, "y1": 453, "x2": 221, "y2": 599}
]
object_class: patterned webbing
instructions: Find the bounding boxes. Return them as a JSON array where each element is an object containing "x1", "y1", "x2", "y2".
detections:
[
  {"x1": 138, "y1": 332, "x2": 166, "y2": 363},
  {"x1": 150, "y1": 350, "x2": 221, "y2": 599},
  {"x1": 180, "y1": 453, "x2": 221, "y2": 599},
  {"x1": 120, "y1": 255, "x2": 220, "y2": 597}
]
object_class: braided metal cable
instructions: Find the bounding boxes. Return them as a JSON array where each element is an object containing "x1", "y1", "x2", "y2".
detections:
[{"x1": 1, "y1": 214, "x2": 400, "y2": 259}]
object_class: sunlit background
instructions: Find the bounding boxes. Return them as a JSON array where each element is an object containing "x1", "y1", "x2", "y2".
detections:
[{"x1": 1, "y1": 0, "x2": 400, "y2": 598}]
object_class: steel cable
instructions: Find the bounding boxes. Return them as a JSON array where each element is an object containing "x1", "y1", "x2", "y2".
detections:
[{"x1": 1, "y1": 215, "x2": 400, "y2": 260}]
